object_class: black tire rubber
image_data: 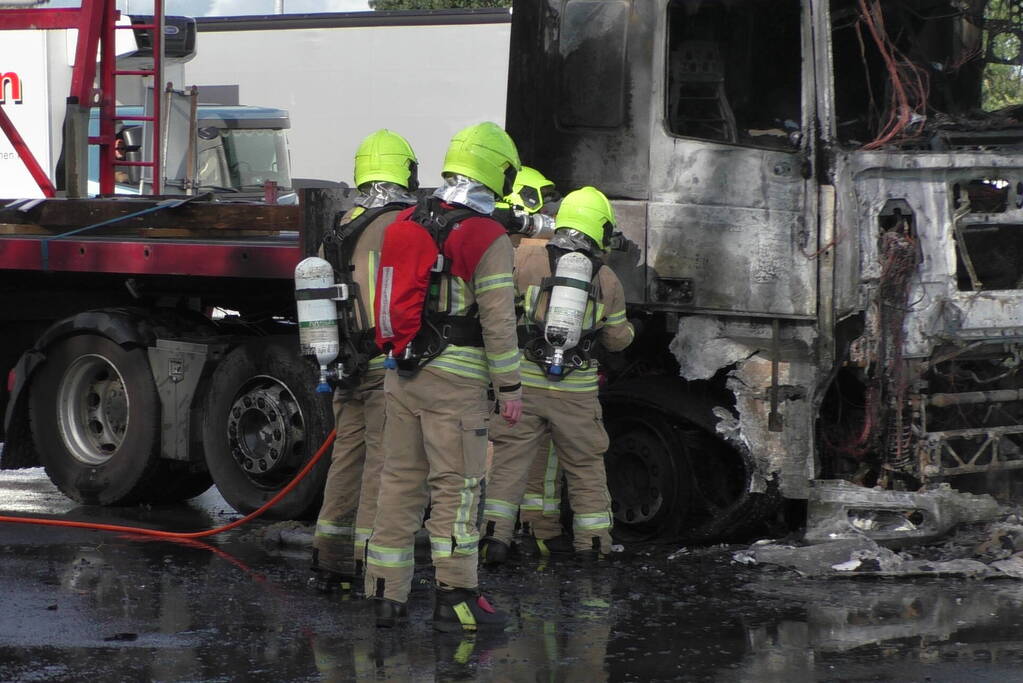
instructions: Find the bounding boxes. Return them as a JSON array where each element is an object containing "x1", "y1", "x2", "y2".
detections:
[
  {"x1": 29, "y1": 334, "x2": 162, "y2": 506},
  {"x1": 146, "y1": 463, "x2": 214, "y2": 504},
  {"x1": 604, "y1": 414, "x2": 693, "y2": 543},
  {"x1": 201, "y1": 338, "x2": 332, "y2": 520}
]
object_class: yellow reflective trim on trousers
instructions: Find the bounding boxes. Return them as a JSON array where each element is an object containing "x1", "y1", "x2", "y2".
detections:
[
  {"x1": 431, "y1": 536, "x2": 453, "y2": 559},
  {"x1": 367, "y1": 249, "x2": 378, "y2": 327},
  {"x1": 573, "y1": 512, "x2": 612, "y2": 530},
  {"x1": 520, "y1": 494, "x2": 543, "y2": 511},
  {"x1": 521, "y1": 365, "x2": 598, "y2": 393},
  {"x1": 367, "y1": 355, "x2": 387, "y2": 371},
  {"x1": 453, "y1": 477, "x2": 480, "y2": 554},
  {"x1": 543, "y1": 442, "x2": 558, "y2": 505},
  {"x1": 453, "y1": 602, "x2": 477, "y2": 629},
  {"x1": 427, "y1": 359, "x2": 490, "y2": 382},
  {"x1": 484, "y1": 498, "x2": 518, "y2": 520},
  {"x1": 366, "y1": 543, "x2": 414, "y2": 568},
  {"x1": 315, "y1": 520, "x2": 354, "y2": 538}
]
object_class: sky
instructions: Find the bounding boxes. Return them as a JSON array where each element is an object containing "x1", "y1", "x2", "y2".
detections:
[{"x1": 29, "y1": 0, "x2": 373, "y2": 14}]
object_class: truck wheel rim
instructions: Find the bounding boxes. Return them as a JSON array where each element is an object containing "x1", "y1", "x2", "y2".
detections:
[
  {"x1": 57, "y1": 354, "x2": 130, "y2": 466},
  {"x1": 605, "y1": 419, "x2": 673, "y2": 525},
  {"x1": 226, "y1": 375, "x2": 305, "y2": 485}
]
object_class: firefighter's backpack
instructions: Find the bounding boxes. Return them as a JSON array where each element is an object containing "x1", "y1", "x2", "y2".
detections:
[{"x1": 374, "y1": 196, "x2": 504, "y2": 375}]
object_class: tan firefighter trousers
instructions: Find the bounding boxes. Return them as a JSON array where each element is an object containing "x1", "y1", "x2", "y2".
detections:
[
  {"x1": 312, "y1": 371, "x2": 386, "y2": 577},
  {"x1": 486, "y1": 388, "x2": 613, "y2": 552},
  {"x1": 365, "y1": 368, "x2": 490, "y2": 604},
  {"x1": 510, "y1": 437, "x2": 564, "y2": 540}
]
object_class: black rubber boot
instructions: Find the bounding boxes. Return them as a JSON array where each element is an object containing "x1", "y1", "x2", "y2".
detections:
[
  {"x1": 374, "y1": 598, "x2": 408, "y2": 628},
  {"x1": 433, "y1": 587, "x2": 508, "y2": 633},
  {"x1": 518, "y1": 534, "x2": 574, "y2": 558},
  {"x1": 309, "y1": 568, "x2": 361, "y2": 597},
  {"x1": 479, "y1": 537, "x2": 509, "y2": 566}
]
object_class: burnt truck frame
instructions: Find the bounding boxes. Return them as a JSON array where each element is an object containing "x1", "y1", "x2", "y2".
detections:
[{"x1": 508, "y1": 0, "x2": 1023, "y2": 540}]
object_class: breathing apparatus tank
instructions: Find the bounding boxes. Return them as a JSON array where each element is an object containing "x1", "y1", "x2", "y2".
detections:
[
  {"x1": 294, "y1": 256, "x2": 343, "y2": 393},
  {"x1": 544, "y1": 251, "x2": 593, "y2": 376}
]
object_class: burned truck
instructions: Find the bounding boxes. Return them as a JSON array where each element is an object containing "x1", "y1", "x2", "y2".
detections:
[{"x1": 507, "y1": 0, "x2": 1023, "y2": 541}]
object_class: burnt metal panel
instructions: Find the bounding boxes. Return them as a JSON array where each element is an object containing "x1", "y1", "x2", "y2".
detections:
[{"x1": 506, "y1": 0, "x2": 654, "y2": 200}]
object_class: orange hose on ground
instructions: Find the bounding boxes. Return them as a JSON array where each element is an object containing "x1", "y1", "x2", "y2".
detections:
[{"x1": 0, "y1": 429, "x2": 336, "y2": 540}]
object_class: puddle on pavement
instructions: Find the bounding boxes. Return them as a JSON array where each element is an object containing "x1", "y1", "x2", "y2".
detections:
[{"x1": 4, "y1": 527, "x2": 1023, "y2": 681}]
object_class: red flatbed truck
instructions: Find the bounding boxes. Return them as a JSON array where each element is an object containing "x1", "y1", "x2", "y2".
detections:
[{"x1": 0, "y1": 192, "x2": 345, "y2": 518}]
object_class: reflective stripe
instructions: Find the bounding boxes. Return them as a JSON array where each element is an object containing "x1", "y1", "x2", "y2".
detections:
[
  {"x1": 378, "y1": 266, "x2": 395, "y2": 338},
  {"x1": 573, "y1": 512, "x2": 612, "y2": 531},
  {"x1": 484, "y1": 498, "x2": 518, "y2": 520},
  {"x1": 428, "y1": 359, "x2": 490, "y2": 382},
  {"x1": 605, "y1": 309, "x2": 627, "y2": 324},
  {"x1": 520, "y1": 494, "x2": 544, "y2": 511},
  {"x1": 355, "y1": 528, "x2": 373, "y2": 544},
  {"x1": 366, "y1": 543, "x2": 414, "y2": 568},
  {"x1": 543, "y1": 498, "x2": 562, "y2": 514},
  {"x1": 521, "y1": 364, "x2": 599, "y2": 393},
  {"x1": 487, "y1": 348, "x2": 521, "y2": 372},
  {"x1": 431, "y1": 536, "x2": 453, "y2": 559},
  {"x1": 315, "y1": 520, "x2": 354, "y2": 538},
  {"x1": 543, "y1": 443, "x2": 558, "y2": 508},
  {"x1": 454, "y1": 537, "x2": 478, "y2": 555},
  {"x1": 475, "y1": 273, "x2": 514, "y2": 294},
  {"x1": 367, "y1": 355, "x2": 387, "y2": 371},
  {"x1": 367, "y1": 250, "x2": 378, "y2": 327},
  {"x1": 453, "y1": 477, "x2": 480, "y2": 554},
  {"x1": 453, "y1": 601, "x2": 477, "y2": 629}
]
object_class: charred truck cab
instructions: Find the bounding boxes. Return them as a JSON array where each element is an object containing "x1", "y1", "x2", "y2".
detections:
[{"x1": 508, "y1": 0, "x2": 1023, "y2": 540}]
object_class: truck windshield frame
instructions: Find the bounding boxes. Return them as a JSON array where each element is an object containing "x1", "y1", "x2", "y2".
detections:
[{"x1": 663, "y1": 0, "x2": 804, "y2": 151}]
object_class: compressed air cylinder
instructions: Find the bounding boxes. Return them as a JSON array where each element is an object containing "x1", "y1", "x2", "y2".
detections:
[
  {"x1": 294, "y1": 257, "x2": 340, "y2": 392},
  {"x1": 544, "y1": 251, "x2": 592, "y2": 375}
]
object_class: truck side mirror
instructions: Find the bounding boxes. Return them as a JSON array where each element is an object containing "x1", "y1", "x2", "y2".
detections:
[{"x1": 119, "y1": 125, "x2": 144, "y2": 185}]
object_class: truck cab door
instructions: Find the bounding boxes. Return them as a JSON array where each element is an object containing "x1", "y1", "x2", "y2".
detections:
[{"x1": 645, "y1": 0, "x2": 817, "y2": 319}]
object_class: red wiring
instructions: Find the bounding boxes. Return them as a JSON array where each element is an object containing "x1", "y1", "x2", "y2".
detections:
[
  {"x1": 0, "y1": 429, "x2": 336, "y2": 540},
  {"x1": 858, "y1": 0, "x2": 930, "y2": 150}
]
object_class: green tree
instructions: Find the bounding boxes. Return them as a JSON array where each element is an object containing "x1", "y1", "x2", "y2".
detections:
[
  {"x1": 982, "y1": 0, "x2": 1023, "y2": 111},
  {"x1": 370, "y1": 0, "x2": 511, "y2": 9}
]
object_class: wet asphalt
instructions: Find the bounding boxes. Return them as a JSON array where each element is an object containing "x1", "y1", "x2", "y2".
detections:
[{"x1": 3, "y1": 470, "x2": 1023, "y2": 682}]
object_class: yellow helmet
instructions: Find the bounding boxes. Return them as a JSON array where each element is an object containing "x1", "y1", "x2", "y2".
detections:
[
  {"x1": 442, "y1": 122, "x2": 521, "y2": 197},
  {"x1": 354, "y1": 129, "x2": 418, "y2": 190},
  {"x1": 504, "y1": 166, "x2": 557, "y2": 214},
  {"x1": 554, "y1": 186, "x2": 616, "y2": 251}
]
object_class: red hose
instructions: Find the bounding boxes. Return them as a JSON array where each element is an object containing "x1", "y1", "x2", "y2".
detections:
[{"x1": 0, "y1": 429, "x2": 336, "y2": 540}]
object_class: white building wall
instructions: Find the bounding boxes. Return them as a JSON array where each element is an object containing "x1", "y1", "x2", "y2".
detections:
[{"x1": 185, "y1": 21, "x2": 510, "y2": 186}]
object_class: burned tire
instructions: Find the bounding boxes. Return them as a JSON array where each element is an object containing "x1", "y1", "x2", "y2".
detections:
[
  {"x1": 605, "y1": 415, "x2": 693, "y2": 542},
  {"x1": 201, "y1": 339, "x2": 332, "y2": 519},
  {"x1": 28, "y1": 335, "x2": 162, "y2": 506}
]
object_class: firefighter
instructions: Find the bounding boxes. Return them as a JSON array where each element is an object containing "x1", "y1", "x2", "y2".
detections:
[
  {"x1": 310, "y1": 129, "x2": 419, "y2": 593},
  {"x1": 366, "y1": 122, "x2": 523, "y2": 632},
  {"x1": 481, "y1": 186, "x2": 634, "y2": 563},
  {"x1": 490, "y1": 166, "x2": 565, "y2": 555},
  {"x1": 492, "y1": 165, "x2": 560, "y2": 241}
]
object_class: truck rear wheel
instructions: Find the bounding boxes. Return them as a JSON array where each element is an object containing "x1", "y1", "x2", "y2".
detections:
[
  {"x1": 201, "y1": 340, "x2": 332, "y2": 519},
  {"x1": 29, "y1": 334, "x2": 162, "y2": 505}
]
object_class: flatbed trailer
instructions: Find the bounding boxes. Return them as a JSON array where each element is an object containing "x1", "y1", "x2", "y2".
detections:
[{"x1": 0, "y1": 191, "x2": 346, "y2": 518}]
